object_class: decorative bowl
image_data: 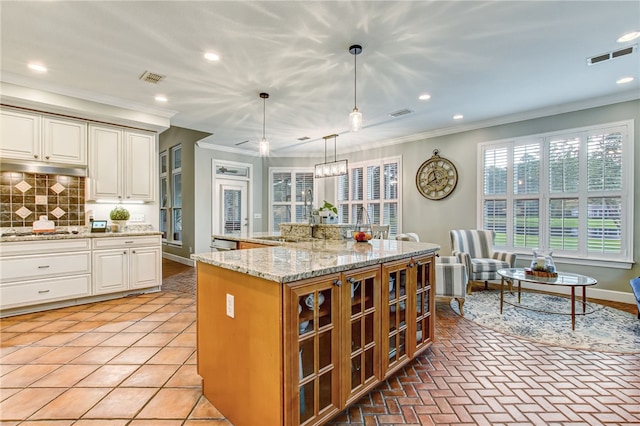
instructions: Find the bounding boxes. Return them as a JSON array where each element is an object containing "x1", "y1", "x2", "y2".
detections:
[{"x1": 352, "y1": 231, "x2": 372, "y2": 242}]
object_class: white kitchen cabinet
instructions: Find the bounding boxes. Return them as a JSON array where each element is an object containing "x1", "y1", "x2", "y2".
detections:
[
  {"x1": 43, "y1": 116, "x2": 87, "y2": 165},
  {"x1": 0, "y1": 108, "x2": 40, "y2": 160},
  {"x1": 88, "y1": 124, "x2": 156, "y2": 202},
  {"x1": 92, "y1": 236, "x2": 161, "y2": 295},
  {"x1": 0, "y1": 108, "x2": 87, "y2": 165},
  {"x1": 0, "y1": 239, "x2": 91, "y2": 310}
]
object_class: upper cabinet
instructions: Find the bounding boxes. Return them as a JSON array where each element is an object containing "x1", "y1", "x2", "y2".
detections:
[
  {"x1": 88, "y1": 124, "x2": 156, "y2": 202},
  {"x1": 0, "y1": 108, "x2": 87, "y2": 165}
]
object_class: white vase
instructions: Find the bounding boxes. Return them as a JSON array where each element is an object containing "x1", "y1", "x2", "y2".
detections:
[{"x1": 111, "y1": 220, "x2": 127, "y2": 233}]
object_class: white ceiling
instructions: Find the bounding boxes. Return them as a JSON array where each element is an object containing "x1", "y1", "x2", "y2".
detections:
[{"x1": 1, "y1": 1, "x2": 639, "y2": 156}]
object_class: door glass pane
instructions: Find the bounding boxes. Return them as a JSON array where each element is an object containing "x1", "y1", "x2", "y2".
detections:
[
  {"x1": 364, "y1": 313, "x2": 374, "y2": 345},
  {"x1": 318, "y1": 289, "x2": 332, "y2": 328},
  {"x1": 351, "y1": 355, "x2": 362, "y2": 389},
  {"x1": 223, "y1": 189, "x2": 241, "y2": 234},
  {"x1": 318, "y1": 330, "x2": 332, "y2": 370},
  {"x1": 318, "y1": 372, "x2": 332, "y2": 411},
  {"x1": 351, "y1": 320, "x2": 361, "y2": 351},
  {"x1": 300, "y1": 380, "x2": 314, "y2": 423}
]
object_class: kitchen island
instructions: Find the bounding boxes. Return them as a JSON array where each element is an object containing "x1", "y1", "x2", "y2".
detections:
[{"x1": 191, "y1": 238, "x2": 440, "y2": 426}]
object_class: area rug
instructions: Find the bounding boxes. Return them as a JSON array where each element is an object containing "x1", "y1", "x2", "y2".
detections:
[{"x1": 450, "y1": 290, "x2": 640, "y2": 353}]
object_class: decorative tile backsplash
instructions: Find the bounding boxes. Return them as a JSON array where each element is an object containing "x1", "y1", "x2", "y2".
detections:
[{"x1": 0, "y1": 172, "x2": 85, "y2": 228}]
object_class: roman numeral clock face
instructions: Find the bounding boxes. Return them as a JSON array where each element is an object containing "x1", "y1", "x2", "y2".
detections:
[{"x1": 416, "y1": 152, "x2": 458, "y2": 200}]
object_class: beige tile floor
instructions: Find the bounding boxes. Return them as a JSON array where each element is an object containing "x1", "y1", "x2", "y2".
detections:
[{"x1": 1, "y1": 262, "x2": 229, "y2": 425}]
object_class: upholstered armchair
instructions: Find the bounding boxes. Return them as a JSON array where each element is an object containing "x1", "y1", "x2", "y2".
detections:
[
  {"x1": 395, "y1": 232, "x2": 468, "y2": 315},
  {"x1": 450, "y1": 229, "x2": 516, "y2": 292}
]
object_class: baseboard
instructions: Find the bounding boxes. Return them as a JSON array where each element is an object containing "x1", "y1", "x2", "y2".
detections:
[
  {"x1": 162, "y1": 252, "x2": 195, "y2": 267},
  {"x1": 482, "y1": 280, "x2": 636, "y2": 305}
]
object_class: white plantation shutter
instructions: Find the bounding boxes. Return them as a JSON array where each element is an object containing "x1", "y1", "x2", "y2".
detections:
[
  {"x1": 269, "y1": 169, "x2": 314, "y2": 232},
  {"x1": 549, "y1": 136, "x2": 580, "y2": 193},
  {"x1": 336, "y1": 157, "x2": 401, "y2": 235},
  {"x1": 479, "y1": 122, "x2": 632, "y2": 264}
]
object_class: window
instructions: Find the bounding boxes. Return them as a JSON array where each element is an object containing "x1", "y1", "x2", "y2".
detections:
[
  {"x1": 269, "y1": 168, "x2": 314, "y2": 232},
  {"x1": 479, "y1": 122, "x2": 633, "y2": 266},
  {"x1": 159, "y1": 150, "x2": 168, "y2": 240},
  {"x1": 337, "y1": 157, "x2": 401, "y2": 235},
  {"x1": 159, "y1": 144, "x2": 182, "y2": 244}
]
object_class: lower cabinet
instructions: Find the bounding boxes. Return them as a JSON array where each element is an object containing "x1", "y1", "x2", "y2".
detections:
[
  {"x1": 92, "y1": 236, "x2": 161, "y2": 294},
  {"x1": 0, "y1": 239, "x2": 92, "y2": 310},
  {"x1": 196, "y1": 252, "x2": 434, "y2": 426},
  {"x1": 381, "y1": 254, "x2": 435, "y2": 377},
  {"x1": 285, "y1": 265, "x2": 382, "y2": 425}
]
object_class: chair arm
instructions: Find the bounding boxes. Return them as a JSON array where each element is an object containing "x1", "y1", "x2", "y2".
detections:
[
  {"x1": 437, "y1": 256, "x2": 459, "y2": 264},
  {"x1": 452, "y1": 251, "x2": 472, "y2": 274},
  {"x1": 492, "y1": 251, "x2": 517, "y2": 267}
]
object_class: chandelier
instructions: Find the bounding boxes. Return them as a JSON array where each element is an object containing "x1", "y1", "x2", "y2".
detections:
[{"x1": 315, "y1": 134, "x2": 348, "y2": 178}]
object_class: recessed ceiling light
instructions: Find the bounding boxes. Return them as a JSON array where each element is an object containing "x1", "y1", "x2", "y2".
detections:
[
  {"x1": 617, "y1": 31, "x2": 640, "y2": 43},
  {"x1": 418, "y1": 93, "x2": 431, "y2": 101},
  {"x1": 155, "y1": 95, "x2": 168, "y2": 102},
  {"x1": 616, "y1": 77, "x2": 634, "y2": 84},
  {"x1": 453, "y1": 114, "x2": 464, "y2": 120},
  {"x1": 27, "y1": 63, "x2": 47, "y2": 73},
  {"x1": 204, "y1": 52, "x2": 220, "y2": 61}
]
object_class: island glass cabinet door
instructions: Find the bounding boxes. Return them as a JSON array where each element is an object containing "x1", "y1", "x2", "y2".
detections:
[
  {"x1": 286, "y1": 275, "x2": 341, "y2": 426},
  {"x1": 412, "y1": 255, "x2": 435, "y2": 355},
  {"x1": 342, "y1": 266, "x2": 381, "y2": 406},
  {"x1": 381, "y1": 259, "x2": 412, "y2": 376}
]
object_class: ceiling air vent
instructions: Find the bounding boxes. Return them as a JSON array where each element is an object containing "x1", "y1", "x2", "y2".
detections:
[
  {"x1": 297, "y1": 136, "x2": 310, "y2": 141},
  {"x1": 139, "y1": 70, "x2": 165, "y2": 84},
  {"x1": 389, "y1": 108, "x2": 413, "y2": 118},
  {"x1": 235, "y1": 140, "x2": 250, "y2": 146},
  {"x1": 587, "y1": 45, "x2": 636, "y2": 66}
]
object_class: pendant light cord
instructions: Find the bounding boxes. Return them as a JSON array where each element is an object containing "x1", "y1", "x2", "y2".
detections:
[
  {"x1": 262, "y1": 97, "x2": 266, "y2": 139},
  {"x1": 353, "y1": 52, "x2": 357, "y2": 108}
]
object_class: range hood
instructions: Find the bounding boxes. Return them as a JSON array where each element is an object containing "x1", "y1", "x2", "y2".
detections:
[{"x1": 0, "y1": 160, "x2": 87, "y2": 177}]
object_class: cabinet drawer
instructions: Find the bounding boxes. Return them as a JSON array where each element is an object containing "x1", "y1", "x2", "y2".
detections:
[
  {"x1": 92, "y1": 236, "x2": 161, "y2": 249},
  {"x1": 0, "y1": 274, "x2": 91, "y2": 309},
  {"x1": 0, "y1": 238, "x2": 91, "y2": 256},
  {"x1": 0, "y1": 252, "x2": 91, "y2": 284}
]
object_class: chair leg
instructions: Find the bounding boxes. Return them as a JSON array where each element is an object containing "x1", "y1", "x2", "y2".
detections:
[
  {"x1": 466, "y1": 282, "x2": 472, "y2": 295},
  {"x1": 484, "y1": 280, "x2": 489, "y2": 290},
  {"x1": 456, "y1": 298, "x2": 465, "y2": 317}
]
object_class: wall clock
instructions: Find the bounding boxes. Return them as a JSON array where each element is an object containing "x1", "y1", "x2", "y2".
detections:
[{"x1": 416, "y1": 149, "x2": 458, "y2": 200}]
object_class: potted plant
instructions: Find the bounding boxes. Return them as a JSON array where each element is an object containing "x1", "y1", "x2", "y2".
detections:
[
  {"x1": 319, "y1": 200, "x2": 338, "y2": 224},
  {"x1": 109, "y1": 206, "x2": 130, "y2": 232}
]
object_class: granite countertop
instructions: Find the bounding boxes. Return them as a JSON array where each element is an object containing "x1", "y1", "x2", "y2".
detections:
[
  {"x1": 0, "y1": 229, "x2": 162, "y2": 243},
  {"x1": 193, "y1": 238, "x2": 440, "y2": 283}
]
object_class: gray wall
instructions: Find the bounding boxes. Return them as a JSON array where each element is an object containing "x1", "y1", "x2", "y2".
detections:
[{"x1": 159, "y1": 126, "x2": 210, "y2": 259}]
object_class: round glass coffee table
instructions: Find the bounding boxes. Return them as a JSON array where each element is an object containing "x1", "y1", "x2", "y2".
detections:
[{"x1": 497, "y1": 268, "x2": 597, "y2": 330}]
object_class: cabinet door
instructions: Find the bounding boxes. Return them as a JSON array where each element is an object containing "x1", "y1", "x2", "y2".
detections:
[
  {"x1": 342, "y1": 267, "x2": 381, "y2": 406},
  {"x1": 0, "y1": 109, "x2": 40, "y2": 160},
  {"x1": 43, "y1": 117, "x2": 87, "y2": 165},
  {"x1": 130, "y1": 246, "x2": 161, "y2": 289},
  {"x1": 124, "y1": 130, "x2": 155, "y2": 201},
  {"x1": 381, "y1": 259, "x2": 412, "y2": 376},
  {"x1": 92, "y1": 249, "x2": 128, "y2": 294},
  {"x1": 286, "y1": 275, "x2": 341, "y2": 426},
  {"x1": 88, "y1": 125, "x2": 123, "y2": 200},
  {"x1": 412, "y1": 255, "x2": 434, "y2": 355}
]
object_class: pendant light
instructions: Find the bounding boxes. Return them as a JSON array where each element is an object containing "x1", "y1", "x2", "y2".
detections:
[
  {"x1": 349, "y1": 44, "x2": 363, "y2": 132},
  {"x1": 259, "y1": 92, "x2": 270, "y2": 156},
  {"x1": 315, "y1": 134, "x2": 348, "y2": 178}
]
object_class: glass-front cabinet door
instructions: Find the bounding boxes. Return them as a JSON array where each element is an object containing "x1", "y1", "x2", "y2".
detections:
[
  {"x1": 412, "y1": 255, "x2": 434, "y2": 355},
  {"x1": 342, "y1": 266, "x2": 381, "y2": 406},
  {"x1": 381, "y1": 260, "x2": 411, "y2": 376},
  {"x1": 286, "y1": 275, "x2": 341, "y2": 426}
]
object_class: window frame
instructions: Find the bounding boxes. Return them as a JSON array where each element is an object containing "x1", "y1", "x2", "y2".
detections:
[
  {"x1": 335, "y1": 156, "x2": 402, "y2": 236},
  {"x1": 268, "y1": 167, "x2": 317, "y2": 233},
  {"x1": 477, "y1": 120, "x2": 634, "y2": 269}
]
